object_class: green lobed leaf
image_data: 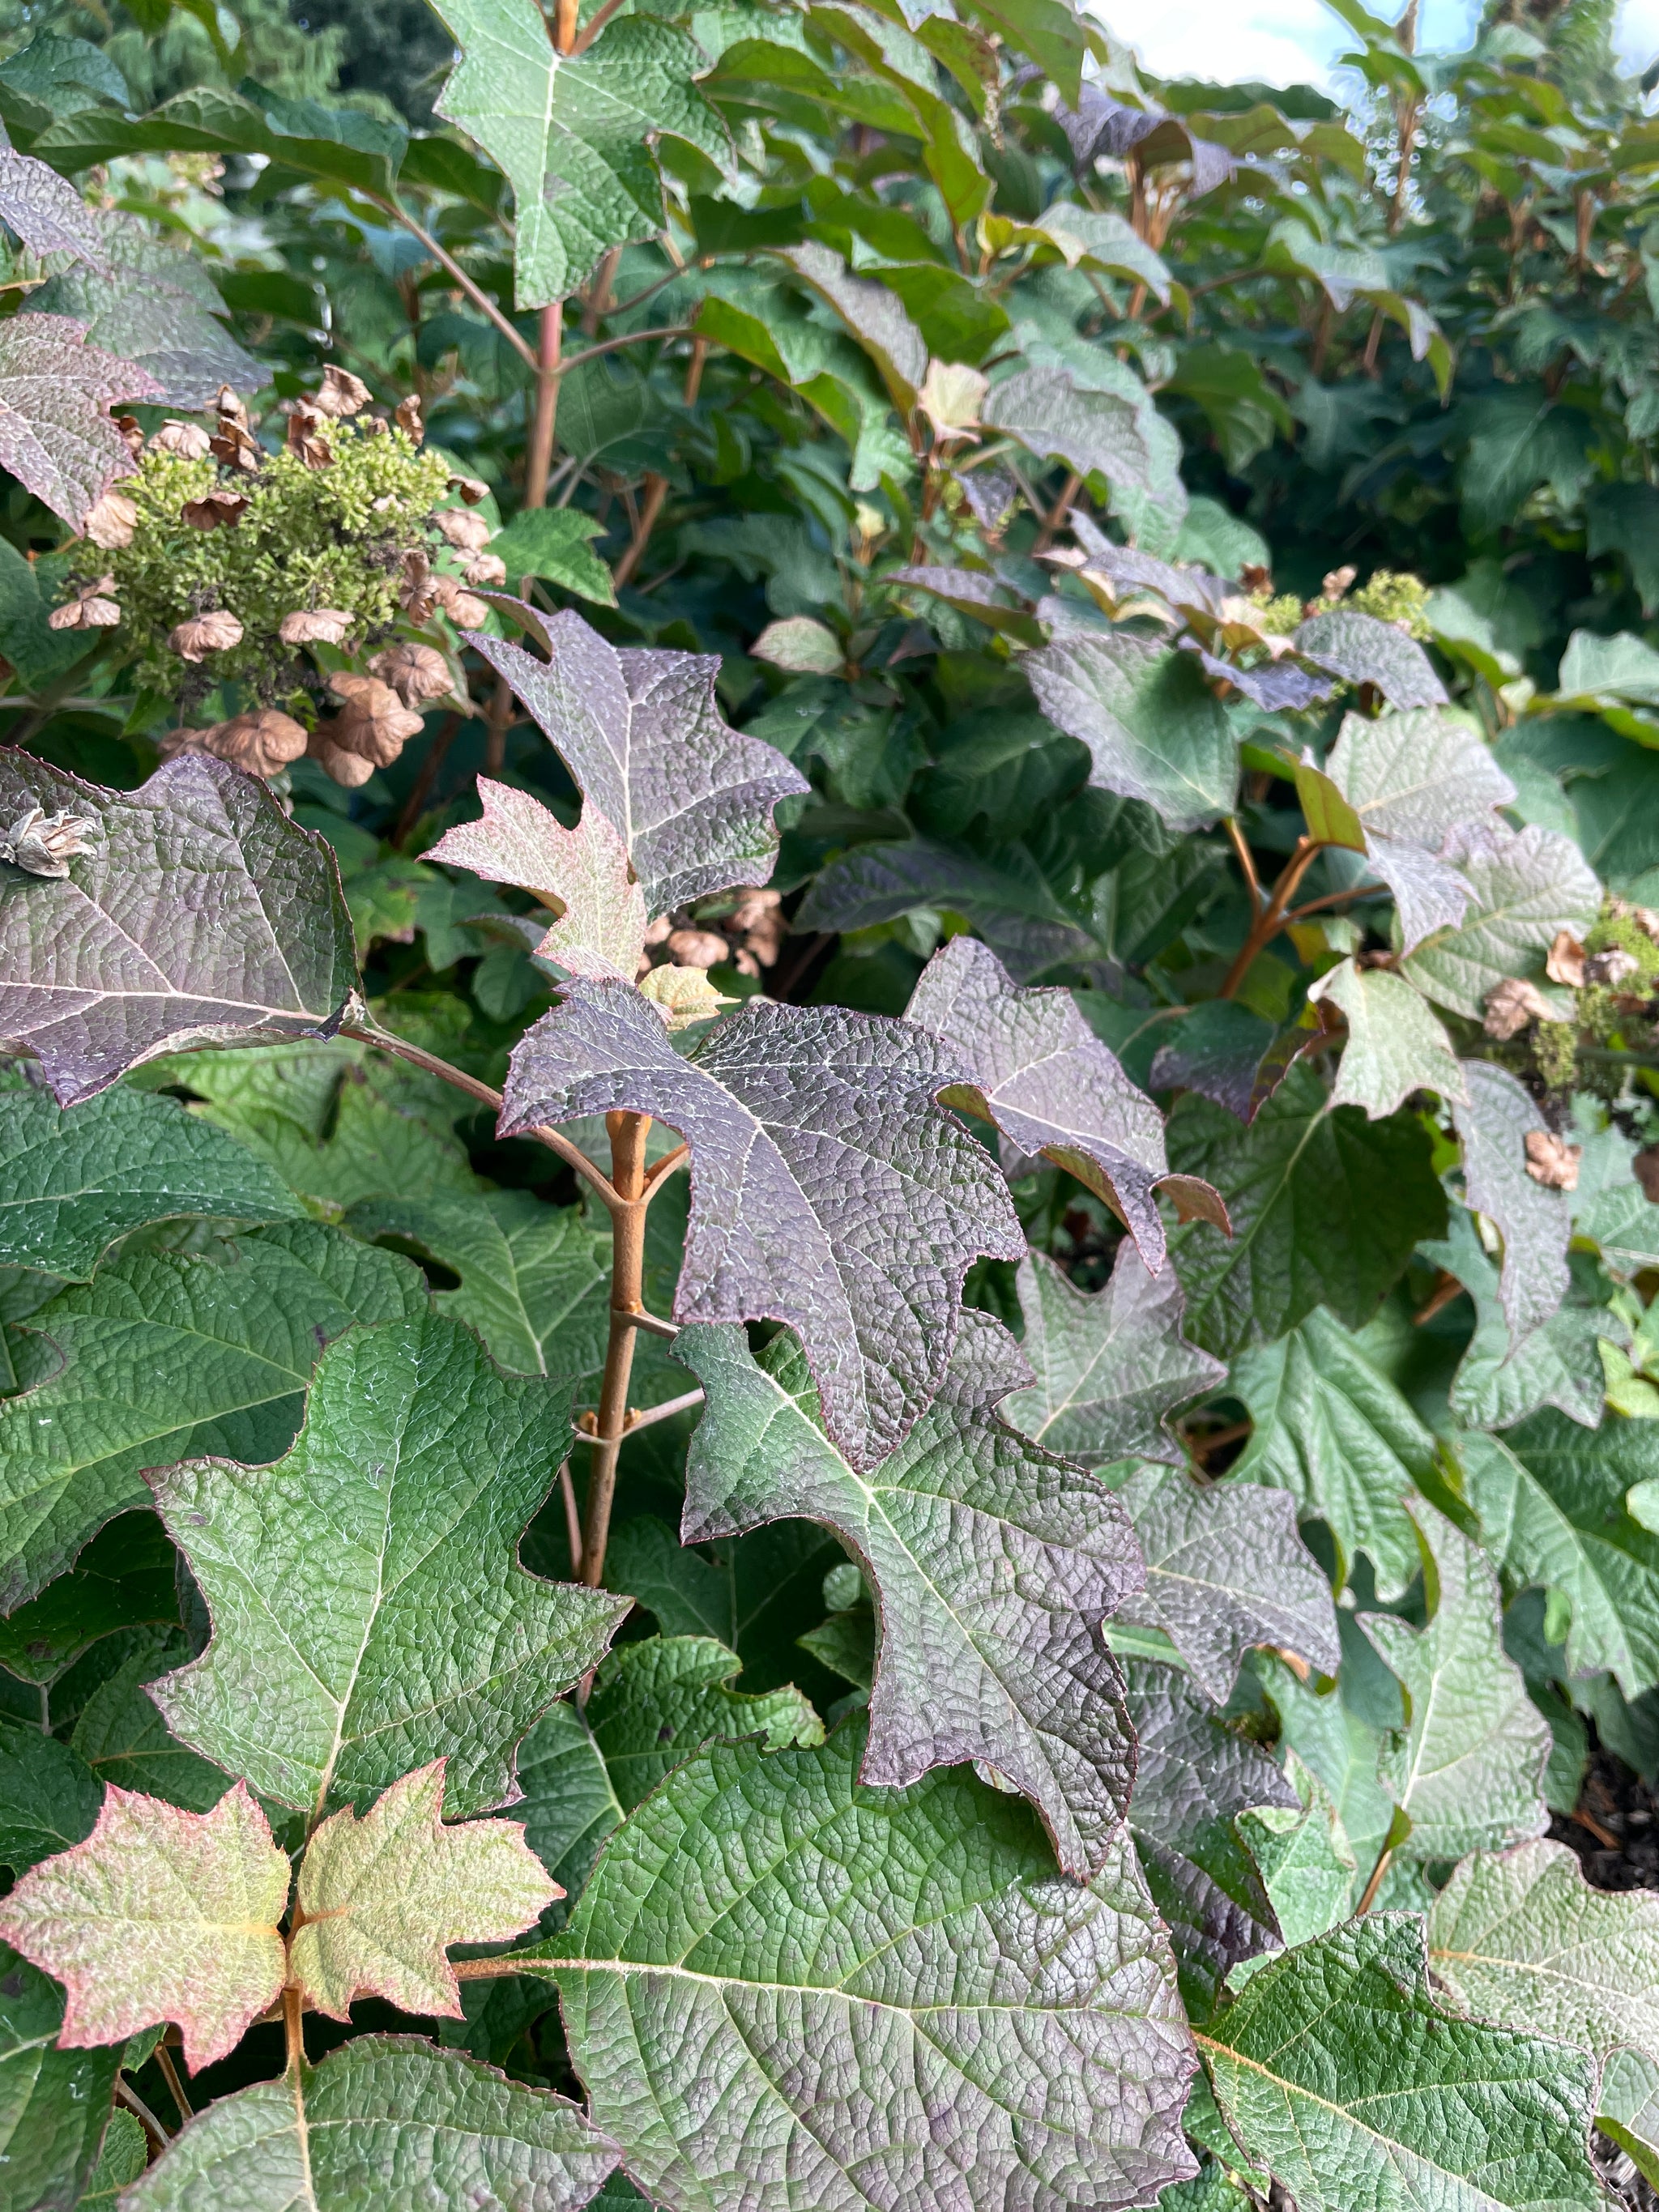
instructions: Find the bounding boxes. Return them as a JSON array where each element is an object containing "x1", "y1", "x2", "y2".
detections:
[
  {"x1": 0, "y1": 1511, "x2": 179, "y2": 1688},
  {"x1": 535, "y1": 1720, "x2": 1198, "y2": 2212},
  {"x1": 1422, "y1": 1212, "x2": 1616, "y2": 1431},
  {"x1": 1309, "y1": 960, "x2": 1465, "y2": 1119},
  {"x1": 0, "y1": 752, "x2": 358, "y2": 1106},
  {"x1": 1235, "y1": 1749, "x2": 1357, "y2": 1957},
  {"x1": 1403, "y1": 822, "x2": 1602, "y2": 1021},
  {"x1": 1002, "y1": 1244, "x2": 1226, "y2": 1470},
  {"x1": 125, "y1": 2035, "x2": 618, "y2": 2210},
  {"x1": 1167, "y1": 1062, "x2": 1447, "y2": 1363},
  {"x1": 147, "y1": 1311, "x2": 627, "y2": 1819},
  {"x1": 35, "y1": 80, "x2": 408, "y2": 195},
  {"x1": 675, "y1": 1311, "x2": 1142, "y2": 1877},
  {"x1": 1026, "y1": 631, "x2": 1238, "y2": 833},
  {"x1": 490, "y1": 505, "x2": 617, "y2": 607},
  {"x1": 70, "y1": 1634, "x2": 230, "y2": 1813},
  {"x1": 1460, "y1": 1410, "x2": 1659, "y2": 1698},
  {"x1": 1196, "y1": 1915, "x2": 1605, "y2": 2212},
  {"x1": 0, "y1": 1937, "x2": 123, "y2": 2212},
  {"x1": 0, "y1": 1081, "x2": 303, "y2": 1281},
  {"x1": 0, "y1": 1219, "x2": 427, "y2": 1614},
  {"x1": 1451, "y1": 1059, "x2": 1572, "y2": 1344},
  {"x1": 1361, "y1": 1504, "x2": 1550, "y2": 1862},
  {"x1": 0, "y1": 1719, "x2": 102, "y2": 1873}
]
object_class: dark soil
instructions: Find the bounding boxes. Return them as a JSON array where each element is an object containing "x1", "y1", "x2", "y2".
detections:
[{"x1": 1549, "y1": 1740, "x2": 1659, "y2": 1890}]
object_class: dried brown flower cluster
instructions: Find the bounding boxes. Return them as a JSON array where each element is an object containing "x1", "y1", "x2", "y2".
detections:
[{"x1": 640, "y1": 888, "x2": 787, "y2": 981}]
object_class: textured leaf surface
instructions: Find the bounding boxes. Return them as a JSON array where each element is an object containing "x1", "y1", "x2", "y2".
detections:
[
  {"x1": 1311, "y1": 960, "x2": 1465, "y2": 1118},
  {"x1": 0, "y1": 752, "x2": 358, "y2": 1104},
  {"x1": 906, "y1": 934, "x2": 1187, "y2": 1268},
  {"x1": 70, "y1": 1636, "x2": 230, "y2": 1813},
  {"x1": 148, "y1": 1312, "x2": 627, "y2": 1818},
  {"x1": 1427, "y1": 1215, "x2": 1613, "y2": 1430},
  {"x1": 435, "y1": 0, "x2": 727, "y2": 307},
  {"x1": 1261, "y1": 1657, "x2": 1398, "y2": 1886},
  {"x1": 1231, "y1": 1307, "x2": 1434, "y2": 1596},
  {"x1": 1291, "y1": 610, "x2": 1448, "y2": 708},
  {"x1": 472, "y1": 607, "x2": 808, "y2": 914},
  {"x1": 676, "y1": 1311, "x2": 1142, "y2": 1876},
  {"x1": 1461, "y1": 1413, "x2": 1659, "y2": 1697},
  {"x1": 1167, "y1": 1063, "x2": 1445, "y2": 1361},
  {"x1": 0, "y1": 1937, "x2": 123, "y2": 2212},
  {"x1": 1002, "y1": 1243, "x2": 1225, "y2": 1468},
  {"x1": 0, "y1": 1081, "x2": 302, "y2": 1280},
  {"x1": 0, "y1": 1779, "x2": 288, "y2": 2070},
  {"x1": 1197, "y1": 1916, "x2": 1604, "y2": 2212},
  {"x1": 1108, "y1": 1464, "x2": 1341, "y2": 1703},
  {"x1": 1324, "y1": 704, "x2": 1513, "y2": 846},
  {"x1": 501, "y1": 980, "x2": 1022, "y2": 1470},
  {"x1": 0, "y1": 144, "x2": 110, "y2": 266},
  {"x1": 1404, "y1": 821, "x2": 1602, "y2": 1019},
  {"x1": 0, "y1": 310, "x2": 159, "y2": 527},
  {"x1": 539, "y1": 1723, "x2": 1197, "y2": 2212},
  {"x1": 1236, "y1": 1750, "x2": 1355, "y2": 1954},
  {"x1": 1026, "y1": 631, "x2": 1236, "y2": 830},
  {"x1": 1121, "y1": 1657, "x2": 1296, "y2": 2014},
  {"x1": 1363, "y1": 1506, "x2": 1550, "y2": 1861},
  {"x1": 126, "y1": 2035, "x2": 618, "y2": 2210},
  {"x1": 1428, "y1": 1838, "x2": 1659, "y2": 2064},
  {"x1": 1452, "y1": 1059, "x2": 1572, "y2": 1343},
  {"x1": 514, "y1": 1636, "x2": 821, "y2": 1901},
  {"x1": 0, "y1": 1719, "x2": 101, "y2": 1873},
  {"x1": 292, "y1": 1762, "x2": 556, "y2": 2021},
  {"x1": 0, "y1": 1220, "x2": 425, "y2": 1613},
  {"x1": 783, "y1": 241, "x2": 928, "y2": 409},
  {"x1": 983, "y1": 362, "x2": 1154, "y2": 494},
  {"x1": 424, "y1": 779, "x2": 646, "y2": 980}
]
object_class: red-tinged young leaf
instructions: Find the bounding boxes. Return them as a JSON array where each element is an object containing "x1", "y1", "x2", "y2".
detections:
[
  {"x1": 0, "y1": 1780, "x2": 288, "y2": 2072},
  {"x1": 501, "y1": 980, "x2": 1024, "y2": 1470},
  {"x1": 0, "y1": 752, "x2": 358, "y2": 1105},
  {"x1": 472, "y1": 605, "x2": 809, "y2": 915},
  {"x1": 0, "y1": 312, "x2": 160, "y2": 530},
  {"x1": 673, "y1": 1311, "x2": 1143, "y2": 1877},
  {"x1": 291, "y1": 1761, "x2": 557, "y2": 2020},
  {"x1": 423, "y1": 778, "x2": 646, "y2": 980},
  {"x1": 906, "y1": 933, "x2": 1223, "y2": 1271}
]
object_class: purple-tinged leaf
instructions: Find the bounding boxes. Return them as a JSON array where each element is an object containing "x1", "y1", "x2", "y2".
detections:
[
  {"x1": 423, "y1": 778, "x2": 646, "y2": 981},
  {"x1": 0, "y1": 751, "x2": 357, "y2": 1105},
  {"x1": 1451, "y1": 1059, "x2": 1572, "y2": 1344},
  {"x1": 1149, "y1": 999, "x2": 1324, "y2": 1126},
  {"x1": 889, "y1": 563, "x2": 1043, "y2": 644},
  {"x1": 0, "y1": 147, "x2": 109, "y2": 271},
  {"x1": 674, "y1": 1311, "x2": 1144, "y2": 1877},
  {"x1": 795, "y1": 835, "x2": 1099, "y2": 981},
  {"x1": 1292, "y1": 609, "x2": 1448, "y2": 710},
  {"x1": 501, "y1": 981, "x2": 1023, "y2": 1468},
  {"x1": 1002, "y1": 1244, "x2": 1225, "y2": 1469},
  {"x1": 907, "y1": 936, "x2": 1218, "y2": 1269},
  {"x1": 1184, "y1": 641, "x2": 1337, "y2": 712},
  {"x1": 1109, "y1": 1467, "x2": 1341, "y2": 1703},
  {"x1": 1026, "y1": 631, "x2": 1237, "y2": 832},
  {"x1": 1121, "y1": 1658, "x2": 1295, "y2": 2013},
  {"x1": 0, "y1": 312, "x2": 159, "y2": 529},
  {"x1": 471, "y1": 605, "x2": 808, "y2": 916}
]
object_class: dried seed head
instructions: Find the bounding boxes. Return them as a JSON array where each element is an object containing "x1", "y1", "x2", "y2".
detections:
[
  {"x1": 1321, "y1": 565, "x2": 1357, "y2": 600},
  {"x1": 642, "y1": 915, "x2": 673, "y2": 948},
  {"x1": 638, "y1": 962, "x2": 736, "y2": 1030},
  {"x1": 430, "y1": 575, "x2": 488, "y2": 629},
  {"x1": 369, "y1": 641, "x2": 451, "y2": 708},
  {"x1": 210, "y1": 418, "x2": 262, "y2": 473},
  {"x1": 1546, "y1": 929, "x2": 1587, "y2": 989},
  {"x1": 182, "y1": 489, "x2": 249, "y2": 531},
  {"x1": 666, "y1": 927, "x2": 730, "y2": 970},
  {"x1": 312, "y1": 364, "x2": 370, "y2": 419},
  {"x1": 326, "y1": 672, "x2": 426, "y2": 765},
  {"x1": 306, "y1": 726, "x2": 377, "y2": 788},
  {"x1": 114, "y1": 413, "x2": 143, "y2": 456},
  {"x1": 464, "y1": 552, "x2": 507, "y2": 588},
  {"x1": 0, "y1": 805, "x2": 99, "y2": 877},
  {"x1": 285, "y1": 407, "x2": 332, "y2": 470},
  {"x1": 395, "y1": 394, "x2": 424, "y2": 444},
  {"x1": 1482, "y1": 976, "x2": 1555, "y2": 1040},
  {"x1": 215, "y1": 386, "x2": 249, "y2": 428},
  {"x1": 399, "y1": 549, "x2": 436, "y2": 621},
  {"x1": 278, "y1": 608, "x2": 354, "y2": 646},
  {"x1": 83, "y1": 491, "x2": 137, "y2": 550},
  {"x1": 435, "y1": 508, "x2": 492, "y2": 555},
  {"x1": 170, "y1": 610, "x2": 244, "y2": 662},
  {"x1": 1524, "y1": 1128, "x2": 1582, "y2": 1191},
  {"x1": 160, "y1": 710, "x2": 309, "y2": 779},
  {"x1": 150, "y1": 420, "x2": 212, "y2": 459},
  {"x1": 49, "y1": 574, "x2": 121, "y2": 630},
  {"x1": 448, "y1": 472, "x2": 488, "y2": 505},
  {"x1": 1586, "y1": 944, "x2": 1641, "y2": 987},
  {"x1": 1636, "y1": 1145, "x2": 1659, "y2": 1204}
]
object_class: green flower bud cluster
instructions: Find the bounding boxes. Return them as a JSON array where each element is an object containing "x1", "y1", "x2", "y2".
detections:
[
  {"x1": 75, "y1": 420, "x2": 453, "y2": 705},
  {"x1": 1245, "y1": 588, "x2": 1305, "y2": 635},
  {"x1": 1346, "y1": 569, "x2": 1432, "y2": 638}
]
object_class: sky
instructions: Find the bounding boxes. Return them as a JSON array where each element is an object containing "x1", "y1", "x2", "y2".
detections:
[{"x1": 1100, "y1": 0, "x2": 1659, "y2": 92}]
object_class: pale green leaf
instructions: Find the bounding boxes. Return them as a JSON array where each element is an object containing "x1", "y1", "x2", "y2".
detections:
[
  {"x1": 125, "y1": 2035, "x2": 617, "y2": 2210},
  {"x1": 1235, "y1": 1749, "x2": 1357, "y2": 1955},
  {"x1": 148, "y1": 1311, "x2": 627, "y2": 1819},
  {"x1": 535, "y1": 1722, "x2": 1197, "y2": 2212},
  {"x1": 292, "y1": 1761, "x2": 555, "y2": 2021},
  {"x1": 490, "y1": 505, "x2": 616, "y2": 607},
  {"x1": 1403, "y1": 822, "x2": 1602, "y2": 1020},
  {"x1": 434, "y1": 6, "x2": 729, "y2": 308},
  {"x1": 0, "y1": 1779, "x2": 288, "y2": 2071},
  {"x1": 1196, "y1": 1915, "x2": 1604, "y2": 2212},
  {"x1": 424, "y1": 779, "x2": 647, "y2": 975},
  {"x1": 1363, "y1": 1506, "x2": 1550, "y2": 1861},
  {"x1": 1310, "y1": 961, "x2": 1465, "y2": 1118}
]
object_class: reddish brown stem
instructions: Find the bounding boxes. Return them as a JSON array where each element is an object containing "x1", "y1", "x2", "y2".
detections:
[
  {"x1": 613, "y1": 475, "x2": 669, "y2": 589},
  {"x1": 579, "y1": 1111, "x2": 650, "y2": 1590},
  {"x1": 1219, "y1": 838, "x2": 1327, "y2": 999},
  {"x1": 525, "y1": 301, "x2": 562, "y2": 511}
]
